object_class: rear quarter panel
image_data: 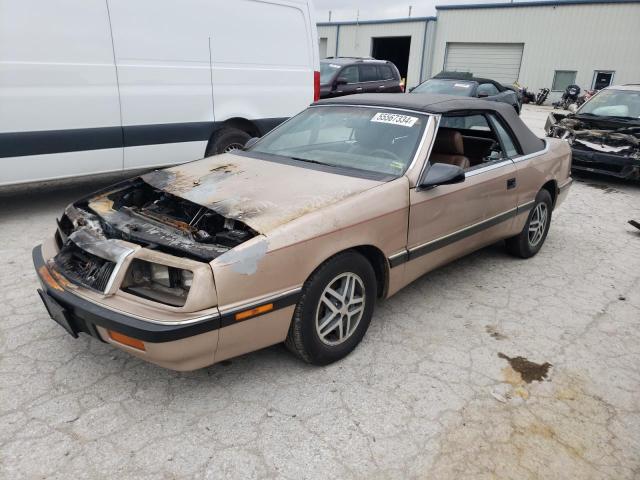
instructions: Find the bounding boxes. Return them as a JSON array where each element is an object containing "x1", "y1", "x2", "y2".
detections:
[{"x1": 511, "y1": 138, "x2": 572, "y2": 232}]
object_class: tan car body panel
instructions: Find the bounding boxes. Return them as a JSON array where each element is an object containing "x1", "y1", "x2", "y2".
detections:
[{"x1": 35, "y1": 107, "x2": 573, "y2": 371}]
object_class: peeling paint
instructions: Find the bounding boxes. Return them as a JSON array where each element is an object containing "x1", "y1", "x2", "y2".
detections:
[{"x1": 216, "y1": 237, "x2": 268, "y2": 275}]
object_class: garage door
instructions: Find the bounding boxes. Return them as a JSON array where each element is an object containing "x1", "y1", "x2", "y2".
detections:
[{"x1": 444, "y1": 43, "x2": 524, "y2": 85}]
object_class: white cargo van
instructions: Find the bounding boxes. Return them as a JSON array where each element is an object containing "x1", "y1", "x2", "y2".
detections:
[{"x1": 0, "y1": 0, "x2": 319, "y2": 185}]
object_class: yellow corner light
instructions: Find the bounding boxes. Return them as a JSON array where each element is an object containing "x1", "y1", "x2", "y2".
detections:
[
  {"x1": 108, "y1": 330, "x2": 146, "y2": 351},
  {"x1": 38, "y1": 265, "x2": 63, "y2": 291},
  {"x1": 234, "y1": 303, "x2": 273, "y2": 321}
]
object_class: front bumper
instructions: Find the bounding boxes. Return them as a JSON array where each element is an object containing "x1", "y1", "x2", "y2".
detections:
[
  {"x1": 33, "y1": 245, "x2": 223, "y2": 370},
  {"x1": 33, "y1": 245, "x2": 221, "y2": 343},
  {"x1": 571, "y1": 148, "x2": 640, "y2": 180}
]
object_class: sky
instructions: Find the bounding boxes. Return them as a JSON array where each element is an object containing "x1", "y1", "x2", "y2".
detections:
[{"x1": 313, "y1": 0, "x2": 506, "y2": 21}]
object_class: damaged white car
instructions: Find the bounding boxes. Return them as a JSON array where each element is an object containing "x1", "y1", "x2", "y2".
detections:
[{"x1": 546, "y1": 84, "x2": 640, "y2": 180}]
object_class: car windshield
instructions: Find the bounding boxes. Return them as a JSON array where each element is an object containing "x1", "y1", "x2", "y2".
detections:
[
  {"x1": 412, "y1": 79, "x2": 475, "y2": 96},
  {"x1": 320, "y1": 62, "x2": 341, "y2": 84},
  {"x1": 579, "y1": 89, "x2": 640, "y2": 118},
  {"x1": 249, "y1": 106, "x2": 429, "y2": 177}
]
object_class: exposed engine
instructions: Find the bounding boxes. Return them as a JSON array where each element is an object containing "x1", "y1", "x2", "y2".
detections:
[
  {"x1": 59, "y1": 178, "x2": 258, "y2": 261},
  {"x1": 547, "y1": 114, "x2": 640, "y2": 159}
]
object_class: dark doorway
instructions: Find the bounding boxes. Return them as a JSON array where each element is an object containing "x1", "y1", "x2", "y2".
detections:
[
  {"x1": 593, "y1": 71, "x2": 614, "y2": 90},
  {"x1": 371, "y1": 36, "x2": 411, "y2": 84}
]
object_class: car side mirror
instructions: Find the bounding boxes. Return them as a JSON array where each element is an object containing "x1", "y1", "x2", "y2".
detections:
[
  {"x1": 335, "y1": 77, "x2": 348, "y2": 86},
  {"x1": 419, "y1": 163, "x2": 465, "y2": 190},
  {"x1": 477, "y1": 91, "x2": 489, "y2": 98},
  {"x1": 244, "y1": 137, "x2": 260, "y2": 150}
]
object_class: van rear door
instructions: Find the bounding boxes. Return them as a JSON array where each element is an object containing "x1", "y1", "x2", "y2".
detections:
[{"x1": 0, "y1": 0, "x2": 122, "y2": 185}]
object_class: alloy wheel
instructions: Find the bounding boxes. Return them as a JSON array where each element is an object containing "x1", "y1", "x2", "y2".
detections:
[
  {"x1": 315, "y1": 272, "x2": 366, "y2": 346},
  {"x1": 528, "y1": 203, "x2": 548, "y2": 247}
]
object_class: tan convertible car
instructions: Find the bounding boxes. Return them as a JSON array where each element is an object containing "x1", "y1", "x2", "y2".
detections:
[{"x1": 33, "y1": 94, "x2": 573, "y2": 371}]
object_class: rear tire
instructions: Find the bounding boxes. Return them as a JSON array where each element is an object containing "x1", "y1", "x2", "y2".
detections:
[
  {"x1": 285, "y1": 251, "x2": 377, "y2": 365},
  {"x1": 205, "y1": 127, "x2": 251, "y2": 156},
  {"x1": 506, "y1": 189, "x2": 553, "y2": 258}
]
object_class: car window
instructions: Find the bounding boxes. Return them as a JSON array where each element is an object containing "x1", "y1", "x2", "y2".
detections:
[
  {"x1": 412, "y1": 79, "x2": 475, "y2": 96},
  {"x1": 377, "y1": 65, "x2": 394, "y2": 80},
  {"x1": 249, "y1": 106, "x2": 429, "y2": 177},
  {"x1": 440, "y1": 114, "x2": 490, "y2": 131},
  {"x1": 579, "y1": 89, "x2": 640, "y2": 118},
  {"x1": 320, "y1": 62, "x2": 341, "y2": 84},
  {"x1": 340, "y1": 65, "x2": 359, "y2": 84},
  {"x1": 359, "y1": 64, "x2": 379, "y2": 82},
  {"x1": 488, "y1": 114, "x2": 520, "y2": 157},
  {"x1": 432, "y1": 113, "x2": 510, "y2": 170},
  {"x1": 477, "y1": 83, "x2": 499, "y2": 97}
]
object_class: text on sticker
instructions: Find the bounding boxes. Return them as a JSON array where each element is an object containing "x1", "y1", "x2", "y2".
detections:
[{"x1": 371, "y1": 112, "x2": 418, "y2": 127}]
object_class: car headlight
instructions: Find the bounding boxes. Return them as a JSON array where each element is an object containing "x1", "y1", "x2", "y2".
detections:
[{"x1": 122, "y1": 259, "x2": 193, "y2": 307}]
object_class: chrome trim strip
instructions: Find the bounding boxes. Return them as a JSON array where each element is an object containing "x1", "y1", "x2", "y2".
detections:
[
  {"x1": 512, "y1": 139, "x2": 550, "y2": 163},
  {"x1": 408, "y1": 206, "x2": 519, "y2": 255},
  {"x1": 406, "y1": 115, "x2": 434, "y2": 172},
  {"x1": 465, "y1": 159, "x2": 513, "y2": 177},
  {"x1": 415, "y1": 114, "x2": 442, "y2": 188},
  {"x1": 218, "y1": 286, "x2": 303, "y2": 316},
  {"x1": 516, "y1": 200, "x2": 536, "y2": 214}
]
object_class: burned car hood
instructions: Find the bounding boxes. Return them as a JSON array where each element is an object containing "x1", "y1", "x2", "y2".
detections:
[
  {"x1": 142, "y1": 152, "x2": 383, "y2": 234},
  {"x1": 63, "y1": 153, "x2": 384, "y2": 263}
]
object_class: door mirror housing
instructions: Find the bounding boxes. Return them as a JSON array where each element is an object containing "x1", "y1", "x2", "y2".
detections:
[
  {"x1": 477, "y1": 91, "x2": 490, "y2": 98},
  {"x1": 244, "y1": 137, "x2": 260, "y2": 150},
  {"x1": 335, "y1": 77, "x2": 348, "y2": 86},
  {"x1": 419, "y1": 163, "x2": 465, "y2": 190}
]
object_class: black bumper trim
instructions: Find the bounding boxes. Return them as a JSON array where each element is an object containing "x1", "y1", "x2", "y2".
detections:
[{"x1": 33, "y1": 246, "x2": 300, "y2": 343}]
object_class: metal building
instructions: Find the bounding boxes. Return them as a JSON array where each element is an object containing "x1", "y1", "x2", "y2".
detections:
[
  {"x1": 317, "y1": 18, "x2": 437, "y2": 88},
  {"x1": 317, "y1": 0, "x2": 640, "y2": 96}
]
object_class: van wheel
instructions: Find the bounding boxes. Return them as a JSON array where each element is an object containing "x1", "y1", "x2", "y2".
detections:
[
  {"x1": 205, "y1": 127, "x2": 251, "y2": 156},
  {"x1": 285, "y1": 251, "x2": 376, "y2": 365},
  {"x1": 506, "y1": 189, "x2": 553, "y2": 258}
]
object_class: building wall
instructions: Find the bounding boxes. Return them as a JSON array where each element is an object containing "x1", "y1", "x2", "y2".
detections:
[
  {"x1": 317, "y1": 20, "x2": 435, "y2": 88},
  {"x1": 317, "y1": 25, "x2": 338, "y2": 58},
  {"x1": 432, "y1": 3, "x2": 640, "y2": 94}
]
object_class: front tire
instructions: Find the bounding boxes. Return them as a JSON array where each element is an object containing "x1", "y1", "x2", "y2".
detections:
[
  {"x1": 205, "y1": 127, "x2": 251, "y2": 156},
  {"x1": 285, "y1": 251, "x2": 377, "y2": 365},
  {"x1": 506, "y1": 189, "x2": 553, "y2": 258}
]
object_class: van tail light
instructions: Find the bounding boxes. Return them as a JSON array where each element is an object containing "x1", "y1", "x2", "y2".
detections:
[
  {"x1": 314, "y1": 71, "x2": 320, "y2": 102},
  {"x1": 400, "y1": 78, "x2": 406, "y2": 93}
]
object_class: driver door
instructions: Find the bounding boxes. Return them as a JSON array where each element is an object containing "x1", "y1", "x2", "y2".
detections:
[{"x1": 403, "y1": 113, "x2": 519, "y2": 286}]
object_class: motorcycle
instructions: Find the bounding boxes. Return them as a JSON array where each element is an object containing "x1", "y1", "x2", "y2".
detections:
[
  {"x1": 535, "y1": 88, "x2": 550, "y2": 106},
  {"x1": 512, "y1": 82, "x2": 536, "y2": 104},
  {"x1": 553, "y1": 84, "x2": 581, "y2": 110}
]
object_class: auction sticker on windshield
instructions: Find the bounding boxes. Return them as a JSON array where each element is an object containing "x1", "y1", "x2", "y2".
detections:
[{"x1": 371, "y1": 112, "x2": 418, "y2": 127}]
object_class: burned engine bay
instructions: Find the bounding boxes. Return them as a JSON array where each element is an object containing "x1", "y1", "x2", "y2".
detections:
[
  {"x1": 59, "y1": 178, "x2": 259, "y2": 262},
  {"x1": 547, "y1": 113, "x2": 640, "y2": 159}
]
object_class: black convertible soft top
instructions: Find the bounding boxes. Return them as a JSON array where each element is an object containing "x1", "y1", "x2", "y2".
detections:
[{"x1": 314, "y1": 93, "x2": 545, "y2": 155}]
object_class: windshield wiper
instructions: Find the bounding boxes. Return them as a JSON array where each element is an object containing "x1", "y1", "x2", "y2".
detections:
[{"x1": 289, "y1": 156, "x2": 334, "y2": 167}]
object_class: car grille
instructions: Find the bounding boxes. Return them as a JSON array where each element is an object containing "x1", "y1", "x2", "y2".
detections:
[{"x1": 54, "y1": 241, "x2": 116, "y2": 293}]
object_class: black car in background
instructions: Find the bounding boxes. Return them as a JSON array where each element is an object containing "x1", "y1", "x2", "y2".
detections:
[
  {"x1": 319, "y1": 57, "x2": 404, "y2": 99},
  {"x1": 412, "y1": 72, "x2": 522, "y2": 114}
]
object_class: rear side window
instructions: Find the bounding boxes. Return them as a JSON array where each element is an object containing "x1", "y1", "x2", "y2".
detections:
[
  {"x1": 340, "y1": 66, "x2": 359, "y2": 83},
  {"x1": 359, "y1": 64, "x2": 379, "y2": 82},
  {"x1": 440, "y1": 115, "x2": 490, "y2": 131},
  {"x1": 488, "y1": 114, "x2": 519, "y2": 157},
  {"x1": 377, "y1": 65, "x2": 394, "y2": 80},
  {"x1": 477, "y1": 83, "x2": 499, "y2": 96}
]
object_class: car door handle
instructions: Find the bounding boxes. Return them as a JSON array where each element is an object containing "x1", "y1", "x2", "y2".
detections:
[
  {"x1": 507, "y1": 178, "x2": 517, "y2": 190},
  {"x1": 378, "y1": 86, "x2": 386, "y2": 89},
  {"x1": 356, "y1": 87, "x2": 363, "y2": 91}
]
